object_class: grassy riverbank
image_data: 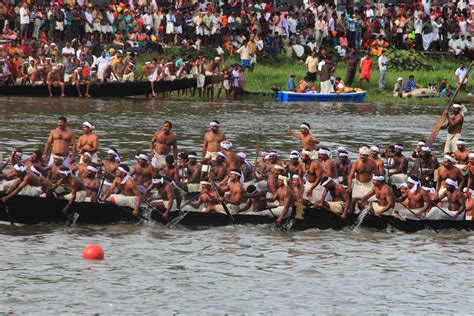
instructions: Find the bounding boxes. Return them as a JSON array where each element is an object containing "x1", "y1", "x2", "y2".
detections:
[{"x1": 135, "y1": 48, "x2": 473, "y2": 105}]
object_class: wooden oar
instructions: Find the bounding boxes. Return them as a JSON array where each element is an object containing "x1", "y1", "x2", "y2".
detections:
[
  {"x1": 253, "y1": 134, "x2": 261, "y2": 173},
  {"x1": 395, "y1": 203, "x2": 438, "y2": 233},
  {"x1": 425, "y1": 61, "x2": 473, "y2": 147},
  {"x1": 210, "y1": 181, "x2": 234, "y2": 223}
]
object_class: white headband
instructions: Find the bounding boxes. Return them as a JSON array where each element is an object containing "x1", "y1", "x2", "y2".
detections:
[
  {"x1": 337, "y1": 146, "x2": 347, "y2": 152},
  {"x1": 83, "y1": 121, "x2": 95, "y2": 130},
  {"x1": 292, "y1": 175, "x2": 300, "y2": 179},
  {"x1": 399, "y1": 183, "x2": 408, "y2": 189},
  {"x1": 445, "y1": 178, "x2": 458, "y2": 188},
  {"x1": 14, "y1": 164, "x2": 26, "y2": 172},
  {"x1": 408, "y1": 176, "x2": 420, "y2": 193},
  {"x1": 421, "y1": 146, "x2": 431, "y2": 152},
  {"x1": 469, "y1": 153, "x2": 474, "y2": 159},
  {"x1": 53, "y1": 154, "x2": 64, "y2": 160},
  {"x1": 444, "y1": 155, "x2": 456, "y2": 163},
  {"x1": 152, "y1": 177, "x2": 165, "y2": 185},
  {"x1": 417, "y1": 141, "x2": 426, "y2": 146},
  {"x1": 230, "y1": 170, "x2": 242, "y2": 177},
  {"x1": 278, "y1": 175, "x2": 288, "y2": 186},
  {"x1": 394, "y1": 145, "x2": 404, "y2": 150},
  {"x1": 456, "y1": 140, "x2": 466, "y2": 145},
  {"x1": 318, "y1": 149, "x2": 330, "y2": 156},
  {"x1": 237, "y1": 152, "x2": 246, "y2": 159},
  {"x1": 289, "y1": 154, "x2": 299, "y2": 159},
  {"x1": 370, "y1": 146, "x2": 380, "y2": 153},
  {"x1": 268, "y1": 152, "x2": 278, "y2": 157},
  {"x1": 83, "y1": 152, "x2": 92, "y2": 158},
  {"x1": 118, "y1": 166, "x2": 129, "y2": 174},
  {"x1": 338, "y1": 152, "x2": 349, "y2": 158},
  {"x1": 422, "y1": 186, "x2": 436, "y2": 194},
  {"x1": 59, "y1": 169, "x2": 72, "y2": 176},
  {"x1": 372, "y1": 175, "x2": 385, "y2": 181},
  {"x1": 300, "y1": 124, "x2": 310, "y2": 131},
  {"x1": 15, "y1": 151, "x2": 23, "y2": 158},
  {"x1": 135, "y1": 153, "x2": 149, "y2": 161},
  {"x1": 217, "y1": 152, "x2": 226, "y2": 159},
  {"x1": 188, "y1": 154, "x2": 198, "y2": 159},
  {"x1": 210, "y1": 121, "x2": 220, "y2": 127},
  {"x1": 87, "y1": 165, "x2": 98, "y2": 173},
  {"x1": 221, "y1": 141, "x2": 232, "y2": 150}
]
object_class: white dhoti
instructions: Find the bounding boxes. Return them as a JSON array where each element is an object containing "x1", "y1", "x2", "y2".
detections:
[
  {"x1": 389, "y1": 171, "x2": 408, "y2": 185},
  {"x1": 187, "y1": 182, "x2": 201, "y2": 193},
  {"x1": 201, "y1": 164, "x2": 211, "y2": 173},
  {"x1": 320, "y1": 79, "x2": 334, "y2": 94},
  {"x1": 256, "y1": 206, "x2": 292, "y2": 218},
  {"x1": 64, "y1": 190, "x2": 87, "y2": 202},
  {"x1": 352, "y1": 179, "x2": 374, "y2": 200},
  {"x1": 425, "y1": 207, "x2": 463, "y2": 220},
  {"x1": 204, "y1": 151, "x2": 218, "y2": 160},
  {"x1": 326, "y1": 201, "x2": 346, "y2": 215},
  {"x1": 454, "y1": 164, "x2": 468, "y2": 176},
  {"x1": 303, "y1": 181, "x2": 326, "y2": 204},
  {"x1": 196, "y1": 74, "x2": 206, "y2": 88},
  {"x1": 121, "y1": 72, "x2": 135, "y2": 82},
  {"x1": 0, "y1": 179, "x2": 20, "y2": 193},
  {"x1": 162, "y1": 199, "x2": 178, "y2": 212},
  {"x1": 215, "y1": 202, "x2": 240, "y2": 215},
  {"x1": 109, "y1": 194, "x2": 139, "y2": 209},
  {"x1": 395, "y1": 205, "x2": 424, "y2": 220},
  {"x1": 266, "y1": 192, "x2": 279, "y2": 208},
  {"x1": 370, "y1": 201, "x2": 393, "y2": 216},
  {"x1": 444, "y1": 133, "x2": 460, "y2": 154},
  {"x1": 256, "y1": 180, "x2": 268, "y2": 192},
  {"x1": 48, "y1": 153, "x2": 71, "y2": 167},
  {"x1": 151, "y1": 154, "x2": 167, "y2": 169},
  {"x1": 18, "y1": 185, "x2": 42, "y2": 197}
]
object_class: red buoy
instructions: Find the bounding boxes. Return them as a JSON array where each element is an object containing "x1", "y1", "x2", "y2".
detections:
[{"x1": 83, "y1": 244, "x2": 105, "y2": 260}]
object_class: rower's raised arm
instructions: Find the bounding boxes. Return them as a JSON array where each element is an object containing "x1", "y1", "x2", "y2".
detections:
[{"x1": 288, "y1": 125, "x2": 302, "y2": 139}]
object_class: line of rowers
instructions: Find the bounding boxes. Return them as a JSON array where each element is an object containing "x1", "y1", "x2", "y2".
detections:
[{"x1": 0, "y1": 117, "x2": 473, "y2": 223}]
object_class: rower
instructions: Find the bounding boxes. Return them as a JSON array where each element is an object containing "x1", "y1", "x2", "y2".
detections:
[
  {"x1": 206, "y1": 169, "x2": 243, "y2": 215},
  {"x1": 237, "y1": 153, "x2": 254, "y2": 190},
  {"x1": 83, "y1": 163, "x2": 100, "y2": 203},
  {"x1": 318, "y1": 148, "x2": 337, "y2": 179},
  {"x1": 301, "y1": 149, "x2": 323, "y2": 205},
  {"x1": 24, "y1": 150, "x2": 44, "y2": 172},
  {"x1": 44, "y1": 154, "x2": 65, "y2": 185},
  {"x1": 464, "y1": 188, "x2": 473, "y2": 220},
  {"x1": 46, "y1": 66, "x2": 65, "y2": 97},
  {"x1": 1, "y1": 164, "x2": 42, "y2": 204},
  {"x1": 436, "y1": 155, "x2": 464, "y2": 196},
  {"x1": 286, "y1": 150, "x2": 304, "y2": 179},
  {"x1": 43, "y1": 116, "x2": 75, "y2": 166},
  {"x1": 263, "y1": 152, "x2": 279, "y2": 176},
  {"x1": 70, "y1": 151, "x2": 93, "y2": 180},
  {"x1": 453, "y1": 139, "x2": 470, "y2": 176},
  {"x1": 101, "y1": 148, "x2": 121, "y2": 185},
  {"x1": 54, "y1": 167, "x2": 88, "y2": 213},
  {"x1": 190, "y1": 181, "x2": 220, "y2": 211},
  {"x1": 291, "y1": 175, "x2": 305, "y2": 204},
  {"x1": 359, "y1": 174, "x2": 395, "y2": 217},
  {"x1": 346, "y1": 147, "x2": 377, "y2": 218},
  {"x1": 186, "y1": 153, "x2": 201, "y2": 194},
  {"x1": 266, "y1": 175, "x2": 294, "y2": 224},
  {"x1": 220, "y1": 141, "x2": 240, "y2": 170},
  {"x1": 102, "y1": 164, "x2": 143, "y2": 217},
  {"x1": 388, "y1": 144, "x2": 409, "y2": 185},
  {"x1": 202, "y1": 120, "x2": 226, "y2": 161},
  {"x1": 369, "y1": 145, "x2": 385, "y2": 176},
  {"x1": 394, "y1": 176, "x2": 431, "y2": 219},
  {"x1": 161, "y1": 155, "x2": 180, "y2": 185},
  {"x1": 416, "y1": 146, "x2": 439, "y2": 184},
  {"x1": 208, "y1": 152, "x2": 227, "y2": 183},
  {"x1": 287, "y1": 122, "x2": 319, "y2": 158},
  {"x1": 317, "y1": 177, "x2": 350, "y2": 217},
  {"x1": 240, "y1": 184, "x2": 270, "y2": 213},
  {"x1": 336, "y1": 151, "x2": 351, "y2": 185},
  {"x1": 467, "y1": 153, "x2": 474, "y2": 190},
  {"x1": 76, "y1": 121, "x2": 99, "y2": 163},
  {"x1": 29, "y1": 165, "x2": 53, "y2": 197},
  {"x1": 145, "y1": 177, "x2": 178, "y2": 220},
  {"x1": 150, "y1": 120, "x2": 178, "y2": 170},
  {"x1": 131, "y1": 153, "x2": 156, "y2": 194},
  {"x1": 426, "y1": 178, "x2": 466, "y2": 220},
  {"x1": 411, "y1": 141, "x2": 426, "y2": 159},
  {"x1": 442, "y1": 103, "x2": 464, "y2": 155}
]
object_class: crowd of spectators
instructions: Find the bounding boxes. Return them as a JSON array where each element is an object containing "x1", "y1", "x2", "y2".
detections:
[{"x1": 0, "y1": 0, "x2": 472, "y2": 94}]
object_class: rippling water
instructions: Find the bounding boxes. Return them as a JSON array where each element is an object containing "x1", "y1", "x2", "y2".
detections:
[{"x1": 0, "y1": 97, "x2": 473, "y2": 314}]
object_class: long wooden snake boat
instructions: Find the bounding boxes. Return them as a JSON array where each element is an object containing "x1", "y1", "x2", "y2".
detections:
[{"x1": 0, "y1": 195, "x2": 472, "y2": 232}]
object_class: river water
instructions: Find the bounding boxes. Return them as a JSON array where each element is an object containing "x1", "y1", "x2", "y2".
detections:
[{"x1": 0, "y1": 97, "x2": 473, "y2": 314}]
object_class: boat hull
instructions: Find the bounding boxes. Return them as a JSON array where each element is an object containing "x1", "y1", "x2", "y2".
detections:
[{"x1": 276, "y1": 91, "x2": 366, "y2": 103}]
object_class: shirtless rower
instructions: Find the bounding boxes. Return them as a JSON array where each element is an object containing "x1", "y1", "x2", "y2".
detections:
[
  {"x1": 467, "y1": 153, "x2": 474, "y2": 190},
  {"x1": 220, "y1": 141, "x2": 240, "y2": 170},
  {"x1": 415, "y1": 146, "x2": 439, "y2": 183},
  {"x1": 336, "y1": 151, "x2": 351, "y2": 185},
  {"x1": 76, "y1": 121, "x2": 99, "y2": 163},
  {"x1": 317, "y1": 177, "x2": 351, "y2": 217},
  {"x1": 47, "y1": 66, "x2": 65, "y2": 97},
  {"x1": 202, "y1": 120, "x2": 227, "y2": 161},
  {"x1": 426, "y1": 178, "x2": 466, "y2": 220},
  {"x1": 291, "y1": 175, "x2": 305, "y2": 204},
  {"x1": 240, "y1": 185, "x2": 271, "y2": 213},
  {"x1": 145, "y1": 177, "x2": 177, "y2": 220},
  {"x1": 161, "y1": 155, "x2": 180, "y2": 185},
  {"x1": 83, "y1": 164, "x2": 100, "y2": 202},
  {"x1": 1, "y1": 164, "x2": 42, "y2": 204},
  {"x1": 442, "y1": 103, "x2": 465, "y2": 155},
  {"x1": 288, "y1": 122, "x2": 319, "y2": 158},
  {"x1": 237, "y1": 153, "x2": 254, "y2": 189},
  {"x1": 464, "y1": 188, "x2": 473, "y2": 220},
  {"x1": 388, "y1": 144, "x2": 409, "y2": 185},
  {"x1": 101, "y1": 148, "x2": 121, "y2": 183},
  {"x1": 206, "y1": 169, "x2": 243, "y2": 215},
  {"x1": 70, "y1": 151, "x2": 93, "y2": 180},
  {"x1": 318, "y1": 148, "x2": 337, "y2": 179},
  {"x1": 24, "y1": 150, "x2": 44, "y2": 172},
  {"x1": 394, "y1": 176, "x2": 431, "y2": 219},
  {"x1": 150, "y1": 120, "x2": 178, "y2": 169},
  {"x1": 436, "y1": 155, "x2": 464, "y2": 196},
  {"x1": 266, "y1": 175, "x2": 294, "y2": 224},
  {"x1": 28, "y1": 165, "x2": 53, "y2": 196},
  {"x1": 301, "y1": 149, "x2": 323, "y2": 206},
  {"x1": 131, "y1": 153, "x2": 156, "y2": 194},
  {"x1": 44, "y1": 154, "x2": 65, "y2": 185},
  {"x1": 102, "y1": 164, "x2": 143, "y2": 217},
  {"x1": 359, "y1": 174, "x2": 395, "y2": 217},
  {"x1": 53, "y1": 167, "x2": 87, "y2": 213},
  {"x1": 369, "y1": 145, "x2": 385, "y2": 176},
  {"x1": 285, "y1": 150, "x2": 304, "y2": 179},
  {"x1": 453, "y1": 139, "x2": 470, "y2": 176},
  {"x1": 190, "y1": 181, "x2": 220, "y2": 211},
  {"x1": 186, "y1": 152, "x2": 201, "y2": 193},
  {"x1": 345, "y1": 147, "x2": 377, "y2": 218},
  {"x1": 208, "y1": 152, "x2": 227, "y2": 182},
  {"x1": 263, "y1": 152, "x2": 279, "y2": 176},
  {"x1": 43, "y1": 116, "x2": 75, "y2": 167}
]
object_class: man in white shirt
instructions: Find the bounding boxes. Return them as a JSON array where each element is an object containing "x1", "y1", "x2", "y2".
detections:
[
  {"x1": 455, "y1": 63, "x2": 468, "y2": 92},
  {"x1": 96, "y1": 50, "x2": 111, "y2": 82},
  {"x1": 305, "y1": 50, "x2": 318, "y2": 82},
  {"x1": 378, "y1": 50, "x2": 388, "y2": 90},
  {"x1": 19, "y1": 3, "x2": 30, "y2": 40},
  {"x1": 62, "y1": 41, "x2": 75, "y2": 59}
]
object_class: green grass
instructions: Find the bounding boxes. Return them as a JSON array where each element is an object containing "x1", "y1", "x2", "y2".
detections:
[{"x1": 133, "y1": 47, "x2": 473, "y2": 104}]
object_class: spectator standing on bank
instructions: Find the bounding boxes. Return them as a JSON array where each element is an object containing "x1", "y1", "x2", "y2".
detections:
[
  {"x1": 344, "y1": 48, "x2": 358, "y2": 86},
  {"x1": 378, "y1": 50, "x2": 388, "y2": 91}
]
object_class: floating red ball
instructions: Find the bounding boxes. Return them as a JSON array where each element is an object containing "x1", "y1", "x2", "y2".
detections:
[{"x1": 83, "y1": 244, "x2": 105, "y2": 260}]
